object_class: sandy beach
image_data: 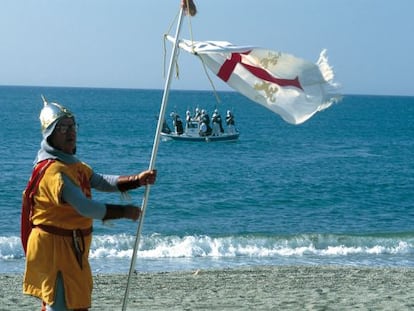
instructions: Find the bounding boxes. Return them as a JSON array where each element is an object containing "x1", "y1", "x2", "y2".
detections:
[{"x1": 3, "y1": 266, "x2": 414, "y2": 310}]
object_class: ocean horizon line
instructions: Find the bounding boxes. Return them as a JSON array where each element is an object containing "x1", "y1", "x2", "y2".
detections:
[{"x1": 1, "y1": 84, "x2": 413, "y2": 98}]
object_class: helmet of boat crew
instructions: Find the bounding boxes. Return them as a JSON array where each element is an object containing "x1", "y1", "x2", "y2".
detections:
[{"x1": 39, "y1": 95, "x2": 74, "y2": 139}]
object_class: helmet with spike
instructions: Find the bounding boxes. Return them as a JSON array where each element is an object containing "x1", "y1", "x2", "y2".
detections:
[{"x1": 39, "y1": 95, "x2": 74, "y2": 135}]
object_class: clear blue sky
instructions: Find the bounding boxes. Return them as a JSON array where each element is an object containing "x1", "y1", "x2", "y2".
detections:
[{"x1": 1, "y1": 0, "x2": 413, "y2": 96}]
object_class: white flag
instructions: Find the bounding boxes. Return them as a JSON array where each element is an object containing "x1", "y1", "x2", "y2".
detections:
[{"x1": 168, "y1": 36, "x2": 341, "y2": 125}]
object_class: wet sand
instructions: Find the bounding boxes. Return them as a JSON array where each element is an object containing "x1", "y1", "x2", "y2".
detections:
[{"x1": 4, "y1": 266, "x2": 414, "y2": 310}]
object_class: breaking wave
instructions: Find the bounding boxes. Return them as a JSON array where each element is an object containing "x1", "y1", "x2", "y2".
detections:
[
  {"x1": 90, "y1": 232, "x2": 414, "y2": 272},
  {"x1": 3, "y1": 232, "x2": 413, "y2": 264},
  {"x1": 91, "y1": 232, "x2": 414, "y2": 260}
]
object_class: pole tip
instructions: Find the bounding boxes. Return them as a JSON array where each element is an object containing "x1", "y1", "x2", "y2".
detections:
[{"x1": 182, "y1": 0, "x2": 197, "y2": 16}]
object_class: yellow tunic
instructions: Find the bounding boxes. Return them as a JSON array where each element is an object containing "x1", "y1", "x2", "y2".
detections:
[{"x1": 23, "y1": 160, "x2": 94, "y2": 309}]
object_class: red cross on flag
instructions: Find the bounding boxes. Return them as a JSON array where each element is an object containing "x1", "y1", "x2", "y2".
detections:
[{"x1": 168, "y1": 36, "x2": 341, "y2": 125}]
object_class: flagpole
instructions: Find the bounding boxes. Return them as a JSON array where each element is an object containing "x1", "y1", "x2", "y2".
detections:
[{"x1": 121, "y1": 7, "x2": 185, "y2": 311}]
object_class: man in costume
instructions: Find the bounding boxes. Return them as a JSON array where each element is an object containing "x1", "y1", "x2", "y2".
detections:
[
  {"x1": 22, "y1": 98, "x2": 156, "y2": 311},
  {"x1": 22, "y1": 1, "x2": 197, "y2": 309}
]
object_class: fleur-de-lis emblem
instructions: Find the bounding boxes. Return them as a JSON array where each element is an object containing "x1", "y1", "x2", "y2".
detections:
[
  {"x1": 259, "y1": 52, "x2": 280, "y2": 69},
  {"x1": 254, "y1": 81, "x2": 279, "y2": 103}
]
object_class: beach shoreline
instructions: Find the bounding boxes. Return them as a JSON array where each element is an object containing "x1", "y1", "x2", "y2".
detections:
[{"x1": 4, "y1": 265, "x2": 414, "y2": 310}]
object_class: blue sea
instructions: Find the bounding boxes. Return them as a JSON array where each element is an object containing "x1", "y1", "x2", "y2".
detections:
[{"x1": 1, "y1": 86, "x2": 413, "y2": 274}]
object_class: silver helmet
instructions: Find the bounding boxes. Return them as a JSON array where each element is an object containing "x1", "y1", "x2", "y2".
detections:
[{"x1": 39, "y1": 95, "x2": 74, "y2": 134}]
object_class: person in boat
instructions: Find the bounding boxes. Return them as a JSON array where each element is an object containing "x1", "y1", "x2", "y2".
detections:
[
  {"x1": 199, "y1": 121, "x2": 210, "y2": 136},
  {"x1": 22, "y1": 99, "x2": 157, "y2": 311},
  {"x1": 226, "y1": 110, "x2": 236, "y2": 134},
  {"x1": 211, "y1": 109, "x2": 224, "y2": 136},
  {"x1": 200, "y1": 109, "x2": 210, "y2": 125},
  {"x1": 193, "y1": 107, "x2": 201, "y2": 122},
  {"x1": 170, "y1": 112, "x2": 184, "y2": 135},
  {"x1": 185, "y1": 110, "x2": 192, "y2": 130},
  {"x1": 199, "y1": 109, "x2": 212, "y2": 136}
]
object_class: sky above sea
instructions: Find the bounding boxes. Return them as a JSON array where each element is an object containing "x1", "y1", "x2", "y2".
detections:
[{"x1": 0, "y1": 0, "x2": 413, "y2": 96}]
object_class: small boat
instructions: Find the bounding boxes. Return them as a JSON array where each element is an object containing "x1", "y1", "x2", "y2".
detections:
[
  {"x1": 161, "y1": 114, "x2": 239, "y2": 142},
  {"x1": 161, "y1": 129, "x2": 240, "y2": 142}
]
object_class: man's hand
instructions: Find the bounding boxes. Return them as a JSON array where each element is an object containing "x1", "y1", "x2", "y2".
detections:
[{"x1": 138, "y1": 169, "x2": 157, "y2": 186}]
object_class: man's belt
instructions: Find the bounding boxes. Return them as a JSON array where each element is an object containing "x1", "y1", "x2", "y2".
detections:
[
  {"x1": 33, "y1": 224, "x2": 92, "y2": 269},
  {"x1": 34, "y1": 224, "x2": 93, "y2": 237}
]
